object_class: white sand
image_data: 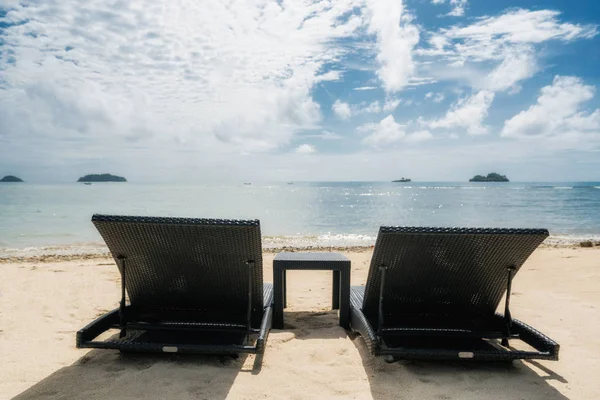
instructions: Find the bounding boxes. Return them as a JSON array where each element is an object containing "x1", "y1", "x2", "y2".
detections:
[{"x1": 1, "y1": 247, "x2": 599, "y2": 399}]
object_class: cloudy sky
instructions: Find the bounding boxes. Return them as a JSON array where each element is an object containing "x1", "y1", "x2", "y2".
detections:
[{"x1": 1, "y1": 0, "x2": 599, "y2": 182}]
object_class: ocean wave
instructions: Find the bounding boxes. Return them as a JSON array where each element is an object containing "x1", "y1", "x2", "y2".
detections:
[
  {"x1": 0, "y1": 235, "x2": 379, "y2": 258},
  {"x1": 3, "y1": 233, "x2": 600, "y2": 259},
  {"x1": 415, "y1": 186, "x2": 456, "y2": 189},
  {"x1": 531, "y1": 185, "x2": 600, "y2": 190},
  {"x1": 544, "y1": 235, "x2": 600, "y2": 246},
  {"x1": 264, "y1": 234, "x2": 376, "y2": 249},
  {"x1": 0, "y1": 242, "x2": 110, "y2": 259}
]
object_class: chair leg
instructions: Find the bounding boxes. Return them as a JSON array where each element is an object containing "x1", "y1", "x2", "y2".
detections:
[
  {"x1": 118, "y1": 256, "x2": 127, "y2": 338},
  {"x1": 246, "y1": 260, "x2": 255, "y2": 343},
  {"x1": 377, "y1": 264, "x2": 387, "y2": 344},
  {"x1": 502, "y1": 266, "x2": 516, "y2": 347}
]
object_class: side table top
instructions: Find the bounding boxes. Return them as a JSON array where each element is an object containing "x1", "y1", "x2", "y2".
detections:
[{"x1": 273, "y1": 252, "x2": 349, "y2": 262}]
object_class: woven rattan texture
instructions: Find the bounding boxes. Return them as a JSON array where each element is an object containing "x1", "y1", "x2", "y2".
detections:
[
  {"x1": 92, "y1": 214, "x2": 264, "y2": 327},
  {"x1": 362, "y1": 227, "x2": 548, "y2": 324},
  {"x1": 350, "y1": 286, "x2": 559, "y2": 360}
]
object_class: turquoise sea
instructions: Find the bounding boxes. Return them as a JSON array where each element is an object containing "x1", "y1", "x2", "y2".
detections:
[{"x1": 1, "y1": 181, "x2": 599, "y2": 257}]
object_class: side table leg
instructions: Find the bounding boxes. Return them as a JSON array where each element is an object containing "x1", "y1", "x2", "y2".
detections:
[
  {"x1": 332, "y1": 270, "x2": 340, "y2": 310},
  {"x1": 339, "y1": 266, "x2": 350, "y2": 329},
  {"x1": 273, "y1": 267, "x2": 284, "y2": 329},
  {"x1": 283, "y1": 269, "x2": 287, "y2": 309}
]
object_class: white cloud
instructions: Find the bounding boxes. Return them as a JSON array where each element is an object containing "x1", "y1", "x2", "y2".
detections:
[
  {"x1": 424, "y1": 9, "x2": 598, "y2": 63},
  {"x1": 447, "y1": 0, "x2": 468, "y2": 17},
  {"x1": 308, "y1": 130, "x2": 342, "y2": 140},
  {"x1": 406, "y1": 130, "x2": 434, "y2": 142},
  {"x1": 354, "y1": 86, "x2": 378, "y2": 91},
  {"x1": 335, "y1": 99, "x2": 395, "y2": 116},
  {"x1": 296, "y1": 144, "x2": 317, "y2": 154},
  {"x1": 418, "y1": 9, "x2": 597, "y2": 96},
  {"x1": 425, "y1": 92, "x2": 445, "y2": 102},
  {"x1": 431, "y1": 0, "x2": 468, "y2": 17},
  {"x1": 363, "y1": 101, "x2": 382, "y2": 113},
  {"x1": 383, "y1": 98, "x2": 401, "y2": 112},
  {"x1": 502, "y1": 76, "x2": 600, "y2": 141},
  {"x1": 454, "y1": 9, "x2": 596, "y2": 43},
  {"x1": 0, "y1": 0, "x2": 365, "y2": 155},
  {"x1": 315, "y1": 70, "x2": 343, "y2": 82},
  {"x1": 484, "y1": 49, "x2": 537, "y2": 93},
  {"x1": 428, "y1": 34, "x2": 451, "y2": 51},
  {"x1": 360, "y1": 115, "x2": 406, "y2": 146},
  {"x1": 364, "y1": 0, "x2": 420, "y2": 92},
  {"x1": 429, "y1": 90, "x2": 495, "y2": 135},
  {"x1": 360, "y1": 115, "x2": 434, "y2": 147},
  {"x1": 332, "y1": 100, "x2": 352, "y2": 119}
]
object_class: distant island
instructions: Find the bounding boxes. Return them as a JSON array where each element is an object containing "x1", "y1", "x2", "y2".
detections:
[
  {"x1": 0, "y1": 175, "x2": 24, "y2": 182},
  {"x1": 78, "y1": 173, "x2": 127, "y2": 183},
  {"x1": 469, "y1": 173, "x2": 509, "y2": 182},
  {"x1": 392, "y1": 177, "x2": 411, "y2": 182}
]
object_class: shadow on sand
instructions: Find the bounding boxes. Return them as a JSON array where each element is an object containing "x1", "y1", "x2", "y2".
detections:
[
  {"x1": 280, "y1": 310, "x2": 348, "y2": 340},
  {"x1": 13, "y1": 348, "x2": 262, "y2": 400},
  {"x1": 351, "y1": 334, "x2": 569, "y2": 400}
]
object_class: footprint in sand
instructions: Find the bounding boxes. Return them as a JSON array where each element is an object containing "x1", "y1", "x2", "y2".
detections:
[
  {"x1": 270, "y1": 332, "x2": 296, "y2": 344},
  {"x1": 104, "y1": 365, "x2": 126, "y2": 373},
  {"x1": 336, "y1": 348, "x2": 348, "y2": 356}
]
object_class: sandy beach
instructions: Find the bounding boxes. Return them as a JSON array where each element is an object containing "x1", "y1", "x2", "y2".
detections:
[{"x1": 2, "y1": 246, "x2": 599, "y2": 400}]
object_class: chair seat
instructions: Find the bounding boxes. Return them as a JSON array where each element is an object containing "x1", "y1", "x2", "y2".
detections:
[
  {"x1": 351, "y1": 286, "x2": 506, "y2": 337},
  {"x1": 124, "y1": 283, "x2": 274, "y2": 329}
]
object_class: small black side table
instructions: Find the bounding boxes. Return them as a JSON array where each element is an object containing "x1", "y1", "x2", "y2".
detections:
[{"x1": 273, "y1": 252, "x2": 351, "y2": 329}]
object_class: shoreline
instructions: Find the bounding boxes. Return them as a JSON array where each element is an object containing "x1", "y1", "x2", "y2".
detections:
[{"x1": 1, "y1": 238, "x2": 598, "y2": 264}]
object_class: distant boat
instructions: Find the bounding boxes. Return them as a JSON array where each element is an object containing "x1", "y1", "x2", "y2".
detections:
[
  {"x1": 392, "y1": 177, "x2": 411, "y2": 183},
  {"x1": 287, "y1": 182, "x2": 294, "y2": 185},
  {"x1": 84, "y1": 182, "x2": 92, "y2": 185},
  {"x1": 244, "y1": 183, "x2": 251, "y2": 185}
]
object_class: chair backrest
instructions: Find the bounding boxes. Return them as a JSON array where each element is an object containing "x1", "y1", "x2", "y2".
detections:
[
  {"x1": 362, "y1": 227, "x2": 548, "y2": 323},
  {"x1": 92, "y1": 214, "x2": 264, "y2": 326}
]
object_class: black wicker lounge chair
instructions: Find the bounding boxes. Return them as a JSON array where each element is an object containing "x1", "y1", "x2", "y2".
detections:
[
  {"x1": 350, "y1": 227, "x2": 559, "y2": 361},
  {"x1": 76, "y1": 215, "x2": 273, "y2": 355}
]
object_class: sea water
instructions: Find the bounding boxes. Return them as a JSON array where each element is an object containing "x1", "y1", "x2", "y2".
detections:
[{"x1": 1, "y1": 181, "x2": 599, "y2": 257}]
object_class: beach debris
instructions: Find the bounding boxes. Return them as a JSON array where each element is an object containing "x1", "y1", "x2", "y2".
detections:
[{"x1": 580, "y1": 241, "x2": 594, "y2": 248}]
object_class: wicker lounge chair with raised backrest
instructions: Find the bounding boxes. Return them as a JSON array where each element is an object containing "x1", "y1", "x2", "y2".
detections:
[
  {"x1": 350, "y1": 227, "x2": 559, "y2": 361},
  {"x1": 76, "y1": 214, "x2": 273, "y2": 355}
]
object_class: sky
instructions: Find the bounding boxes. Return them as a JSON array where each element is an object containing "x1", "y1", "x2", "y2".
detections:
[{"x1": 1, "y1": 0, "x2": 599, "y2": 183}]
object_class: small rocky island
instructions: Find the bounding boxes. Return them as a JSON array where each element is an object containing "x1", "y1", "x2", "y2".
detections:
[
  {"x1": 0, "y1": 175, "x2": 24, "y2": 182},
  {"x1": 469, "y1": 173, "x2": 509, "y2": 182},
  {"x1": 392, "y1": 177, "x2": 411, "y2": 182},
  {"x1": 78, "y1": 173, "x2": 127, "y2": 183}
]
